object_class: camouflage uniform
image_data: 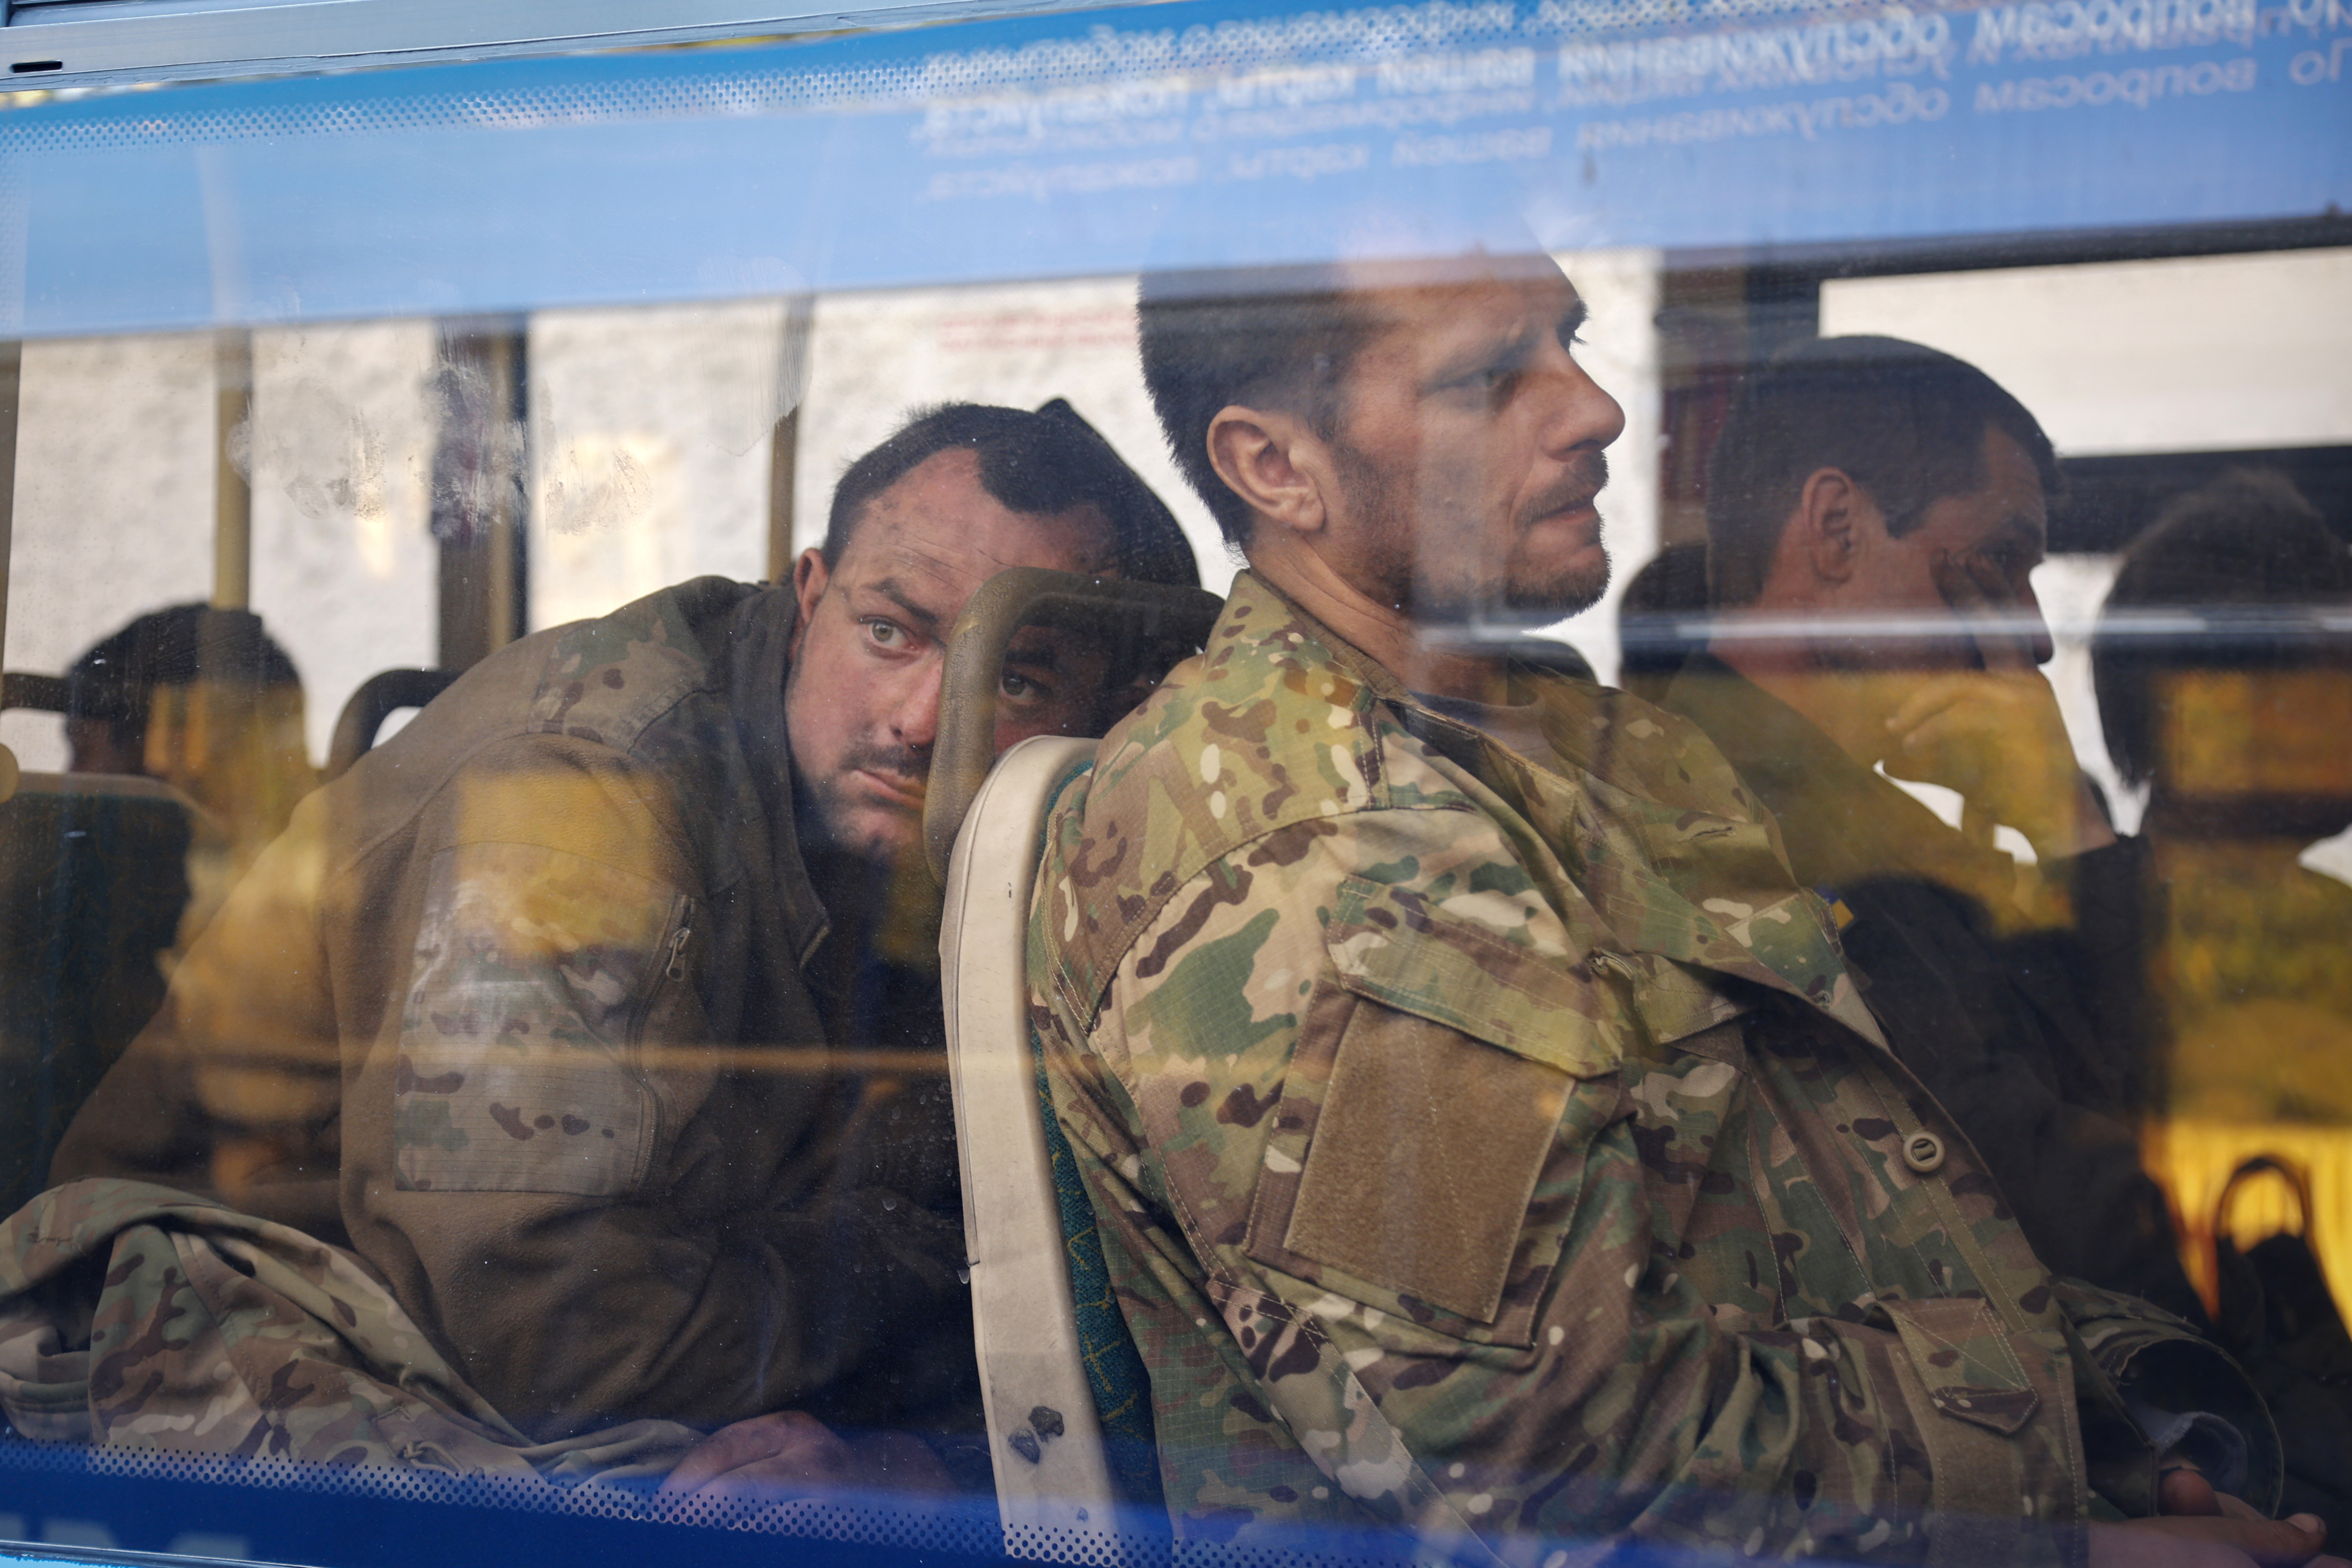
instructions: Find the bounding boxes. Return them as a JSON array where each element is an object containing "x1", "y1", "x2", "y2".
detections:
[
  {"x1": 48, "y1": 579, "x2": 973, "y2": 1448},
  {"x1": 0, "y1": 1177, "x2": 705, "y2": 1477},
  {"x1": 1029, "y1": 573, "x2": 2276, "y2": 1563}
]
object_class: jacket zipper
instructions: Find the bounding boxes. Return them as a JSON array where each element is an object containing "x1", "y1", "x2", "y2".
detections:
[
  {"x1": 626, "y1": 895, "x2": 695, "y2": 1047},
  {"x1": 618, "y1": 897, "x2": 694, "y2": 1190}
]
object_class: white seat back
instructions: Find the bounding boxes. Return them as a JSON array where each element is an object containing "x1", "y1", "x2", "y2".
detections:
[{"x1": 938, "y1": 734, "x2": 1138, "y2": 1564}]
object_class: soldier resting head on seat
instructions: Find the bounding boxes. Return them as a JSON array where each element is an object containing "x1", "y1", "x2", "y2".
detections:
[
  {"x1": 1024, "y1": 237, "x2": 2331, "y2": 1565},
  {"x1": 21, "y1": 400, "x2": 1197, "y2": 1503}
]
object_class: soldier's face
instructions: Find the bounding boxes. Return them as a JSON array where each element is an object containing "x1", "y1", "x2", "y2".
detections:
[
  {"x1": 1323, "y1": 256, "x2": 1626, "y2": 624},
  {"x1": 784, "y1": 448, "x2": 1118, "y2": 862},
  {"x1": 1836, "y1": 427, "x2": 2053, "y2": 669}
]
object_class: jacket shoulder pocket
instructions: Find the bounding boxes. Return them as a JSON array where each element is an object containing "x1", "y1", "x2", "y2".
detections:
[
  {"x1": 395, "y1": 841, "x2": 688, "y2": 1197},
  {"x1": 1323, "y1": 873, "x2": 1626, "y2": 1079}
]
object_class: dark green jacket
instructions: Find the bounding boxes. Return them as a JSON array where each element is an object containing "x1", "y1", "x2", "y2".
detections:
[
  {"x1": 1662, "y1": 654, "x2": 2197, "y2": 1322},
  {"x1": 55, "y1": 579, "x2": 974, "y2": 1440}
]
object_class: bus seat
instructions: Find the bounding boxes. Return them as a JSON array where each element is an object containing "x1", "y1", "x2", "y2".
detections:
[
  {"x1": 928, "y1": 568, "x2": 1216, "y2": 1559},
  {"x1": 940, "y1": 733, "x2": 1163, "y2": 1564},
  {"x1": 922, "y1": 569, "x2": 1224, "y2": 884},
  {"x1": 325, "y1": 668, "x2": 459, "y2": 781},
  {"x1": 0, "y1": 771, "x2": 204, "y2": 1213}
]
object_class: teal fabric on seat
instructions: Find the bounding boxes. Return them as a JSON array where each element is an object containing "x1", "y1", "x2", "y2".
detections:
[
  {"x1": 1026, "y1": 757, "x2": 1162, "y2": 1511},
  {"x1": 1031, "y1": 1040, "x2": 1164, "y2": 1510}
]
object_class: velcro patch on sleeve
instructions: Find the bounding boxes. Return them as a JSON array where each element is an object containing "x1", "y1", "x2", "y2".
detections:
[
  {"x1": 1279, "y1": 989, "x2": 1571, "y2": 1326},
  {"x1": 394, "y1": 842, "x2": 683, "y2": 1196},
  {"x1": 1884, "y1": 1296, "x2": 2042, "y2": 1436}
]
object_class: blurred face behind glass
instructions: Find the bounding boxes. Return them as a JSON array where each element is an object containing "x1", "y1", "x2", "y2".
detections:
[
  {"x1": 1839, "y1": 426, "x2": 2053, "y2": 671},
  {"x1": 784, "y1": 447, "x2": 1118, "y2": 864},
  {"x1": 66, "y1": 716, "x2": 146, "y2": 777},
  {"x1": 1324, "y1": 253, "x2": 1626, "y2": 625}
]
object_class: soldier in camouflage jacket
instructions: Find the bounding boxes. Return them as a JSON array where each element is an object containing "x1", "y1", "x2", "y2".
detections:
[
  {"x1": 34, "y1": 403, "x2": 1196, "y2": 1470},
  {"x1": 1029, "y1": 251, "x2": 2297, "y2": 1564}
]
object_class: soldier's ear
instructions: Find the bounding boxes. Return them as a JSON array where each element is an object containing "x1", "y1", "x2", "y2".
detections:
[
  {"x1": 1207, "y1": 404, "x2": 1330, "y2": 542},
  {"x1": 1792, "y1": 467, "x2": 1866, "y2": 588},
  {"x1": 789, "y1": 547, "x2": 830, "y2": 658}
]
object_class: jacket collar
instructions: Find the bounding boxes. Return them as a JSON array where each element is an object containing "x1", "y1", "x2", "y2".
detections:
[
  {"x1": 725, "y1": 585, "x2": 832, "y2": 969},
  {"x1": 1210, "y1": 575, "x2": 1869, "y2": 1032}
]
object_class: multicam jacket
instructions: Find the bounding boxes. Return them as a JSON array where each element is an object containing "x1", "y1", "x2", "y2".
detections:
[
  {"x1": 0, "y1": 1177, "x2": 707, "y2": 1477},
  {"x1": 50, "y1": 579, "x2": 973, "y2": 1446},
  {"x1": 1029, "y1": 573, "x2": 2276, "y2": 1564}
]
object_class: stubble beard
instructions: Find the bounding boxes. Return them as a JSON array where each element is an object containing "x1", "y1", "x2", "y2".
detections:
[
  {"x1": 784, "y1": 665, "x2": 929, "y2": 867},
  {"x1": 1501, "y1": 530, "x2": 1612, "y2": 622},
  {"x1": 1334, "y1": 442, "x2": 1614, "y2": 627}
]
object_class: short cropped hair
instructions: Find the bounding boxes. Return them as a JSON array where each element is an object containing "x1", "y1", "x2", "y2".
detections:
[
  {"x1": 1706, "y1": 336, "x2": 2062, "y2": 607},
  {"x1": 67, "y1": 604, "x2": 300, "y2": 744},
  {"x1": 824, "y1": 400, "x2": 1198, "y2": 588},
  {"x1": 2092, "y1": 469, "x2": 2352, "y2": 788},
  {"x1": 1137, "y1": 266, "x2": 1372, "y2": 550}
]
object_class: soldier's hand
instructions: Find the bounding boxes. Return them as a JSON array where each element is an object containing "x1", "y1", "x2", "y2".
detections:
[
  {"x1": 1880, "y1": 547, "x2": 2113, "y2": 863},
  {"x1": 659, "y1": 1410, "x2": 861, "y2": 1503},
  {"x1": 2090, "y1": 1515, "x2": 2338, "y2": 1568},
  {"x1": 2088, "y1": 1469, "x2": 2340, "y2": 1568},
  {"x1": 658, "y1": 1411, "x2": 955, "y2": 1505}
]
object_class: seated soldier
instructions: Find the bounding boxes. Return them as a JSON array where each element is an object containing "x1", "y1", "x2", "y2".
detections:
[
  {"x1": 0, "y1": 608, "x2": 296, "y2": 1214},
  {"x1": 18, "y1": 401, "x2": 1197, "y2": 1495},
  {"x1": 1028, "y1": 243, "x2": 2326, "y2": 1563},
  {"x1": 64, "y1": 602, "x2": 319, "y2": 944},
  {"x1": 64, "y1": 602, "x2": 305, "y2": 790},
  {"x1": 1657, "y1": 339, "x2": 2202, "y2": 1324}
]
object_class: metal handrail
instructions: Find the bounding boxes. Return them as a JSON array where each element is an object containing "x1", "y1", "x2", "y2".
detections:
[
  {"x1": 0, "y1": 671, "x2": 67, "y2": 714},
  {"x1": 0, "y1": 343, "x2": 21, "y2": 805},
  {"x1": 324, "y1": 667, "x2": 460, "y2": 781},
  {"x1": 922, "y1": 569, "x2": 1222, "y2": 883}
]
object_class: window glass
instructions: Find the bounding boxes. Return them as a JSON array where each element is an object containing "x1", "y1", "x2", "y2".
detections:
[{"x1": 0, "y1": 1, "x2": 2345, "y2": 1563}]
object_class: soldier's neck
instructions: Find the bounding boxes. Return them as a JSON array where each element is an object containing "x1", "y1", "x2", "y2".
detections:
[
  {"x1": 1710, "y1": 630, "x2": 1904, "y2": 771},
  {"x1": 1246, "y1": 546, "x2": 1509, "y2": 704}
]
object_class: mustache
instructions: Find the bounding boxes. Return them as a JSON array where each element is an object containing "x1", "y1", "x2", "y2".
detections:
[
  {"x1": 1517, "y1": 450, "x2": 1611, "y2": 532},
  {"x1": 842, "y1": 742, "x2": 930, "y2": 793}
]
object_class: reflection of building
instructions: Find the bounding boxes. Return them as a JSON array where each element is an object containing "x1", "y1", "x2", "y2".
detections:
[
  {"x1": 2, "y1": 253, "x2": 1666, "y2": 777},
  {"x1": 1, "y1": 325, "x2": 441, "y2": 773},
  {"x1": 7, "y1": 248, "x2": 2334, "y2": 801}
]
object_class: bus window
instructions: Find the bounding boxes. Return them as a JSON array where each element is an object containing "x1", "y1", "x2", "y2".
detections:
[{"x1": 0, "y1": 2, "x2": 2343, "y2": 1565}]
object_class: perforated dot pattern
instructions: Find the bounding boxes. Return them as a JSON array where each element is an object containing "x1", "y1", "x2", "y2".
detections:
[
  {"x1": 0, "y1": 1432, "x2": 1002, "y2": 1555},
  {"x1": 0, "y1": 1430, "x2": 1520, "y2": 1566}
]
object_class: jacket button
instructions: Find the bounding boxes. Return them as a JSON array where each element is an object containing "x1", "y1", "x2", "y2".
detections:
[{"x1": 1902, "y1": 1132, "x2": 1946, "y2": 1174}]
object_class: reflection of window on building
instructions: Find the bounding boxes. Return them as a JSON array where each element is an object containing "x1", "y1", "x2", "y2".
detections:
[
  {"x1": 2094, "y1": 471, "x2": 2352, "y2": 1124},
  {"x1": 2093, "y1": 470, "x2": 2352, "y2": 1357}
]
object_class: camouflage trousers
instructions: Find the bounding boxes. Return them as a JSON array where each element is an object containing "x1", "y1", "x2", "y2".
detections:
[{"x1": 0, "y1": 1178, "x2": 704, "y2": 1482}]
